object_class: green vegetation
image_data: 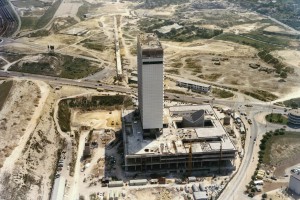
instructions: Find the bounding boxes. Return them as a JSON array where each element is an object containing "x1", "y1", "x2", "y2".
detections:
[
  {"x1": 58, "y1": 100, "x2": 71, "y2": 132},
  {"x1": 137, "y1": 0, "x2": 189, "y2": 9},
  {"x1": 203, "y1": 73, "x2": 222, "y2": 81},
  {"x1": 58, "y1": 95, "x2": 133, "y2": 132},
  {"x1": 229, "y1": 0, "x2": 300, "y2": 31},
  {"x1": 185, "y1": 58, "x2": 202, "y2": 73},
  {"x1": 35, "y1": 0, "x2": 63, "y2": 29},
  {"x1": 29, "y1": 30, "x2": 50, "y2": 37},
  {"x1": 212, "y1": 88, "x2": 234, "y2": 98},
  {"x1": 0, "y1": 80, "x2": 13, "y2": 111},
  {"x1": 61, "y1": 56, "x2": 101, "y2": 79},
  {"x1": 77, "y1": 3, "x2": 89, "y2": 20},
  {"x1": 139, "y1": 18, "x2": 223, "y2": 42},
  {"x1": 165, "y1": 89, "x2": 186, "y2": 95},
  {"x1": 259, "y1": 130, "x2": 300, "y2": 165},
  {"x1": 215, "y1": 33, "x2": 284, "y2": 51},
  {"x1": 165, "y1": 69, "x2": 180, "y2": 75},
  {"x1": 258, "y1": 50, "x2": 294, "y2": 77},
  {"x1": 82, "y1": 42, "x2": 106, "y2": 51},
  {"x1": 283, "y1": 98, "x2": 300, "y2": 109},
  {"x1": 243, "y1": 89, "x2": 277, "y2": 102},
  {"x1": 265, "y1": 113, "x2": 288, "y2": 125},
  {"x1": 10, "y1": 53, "x2": 102, "y2": 79},
  {"x1": 20, "y1": 17, "x2": 38, "y2": 30}
]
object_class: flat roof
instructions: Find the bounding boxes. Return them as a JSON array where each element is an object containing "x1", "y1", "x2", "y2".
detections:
[
  {"x1": 51, "y1": 176, "x2": 65, "y2": 200},
  {"x1": 291, "y1": 172, "x2": 300, "y2": 181},
  {"x1": 193, "y1": 191, "x2": 208, "y2": 200},
  {"x1": 289, "y1": 109, "x2": 300, "y2": 117},
  {"x1": 176, "y1": 78, "x2": 211, "y2": 88},
  {"x1": 138, "y1": 33, "x2": 162, "y2": 50},
  {"x1": 123, "y1": 105, "x2": 236, "y2": 156}
]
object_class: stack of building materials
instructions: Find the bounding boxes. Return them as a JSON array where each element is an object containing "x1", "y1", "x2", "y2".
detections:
[
  {"x1": 256, "y1": 170, "x2": 265, "y2": 179},
  {"x1": 188, "y1": 176, "x2": 196, "y2": 183}
]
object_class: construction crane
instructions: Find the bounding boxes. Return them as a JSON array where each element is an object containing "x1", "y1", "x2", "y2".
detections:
[{"x1": 188, "y1": 142, "x2": 193, "y2": 176}]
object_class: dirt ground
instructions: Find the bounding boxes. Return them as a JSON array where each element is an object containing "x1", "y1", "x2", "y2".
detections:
[
  {"x1": 127, "y1": 187, "x2": 183, "y2": 200},
  {"x1": 72, "y1": 110, "x2": 121, "y2": 130},
  {"x1": 0, "y1": 80, "x2": 40, "y2": 168}
]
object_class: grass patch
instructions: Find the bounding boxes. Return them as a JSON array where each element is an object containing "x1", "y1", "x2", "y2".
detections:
[
  {"x1": 10, "y1": 53, "x2": 102, "y2": 79},
  {"x1": 165, "y1": 89, "x2": 186, "y2": 94},
  {"x1": 185, "y1": 58, "x2": 202, "y2": 73},
  {"x1": 0, "y1": 80, "x2": 13, "y2": 111},
  {"x1": 215, "y1": 33, "x2": 283, "y2": 51},
  {"x1": 261, "y1": 131, "x2": 300, "y2": 165},
  {"x1": 212, "y1": 88, "x2": 234, "y2": 98},
  {"x1": 58, "y1": 100, "x2": 71, "y2": 132},
  {"x1": 203, "y1": 73, "x2": 222, "y2": 81},
  {"x1": 77, "y1": 3, "x2": 89, "y2": 20},
  {"x1": 29, "y1": 30, "x2": 50, "y2": 37},
  {"x1": 283, "y1": 98, "x2": 300, "y2": 109},
  {"x1": 83, "y1": 42, "x2": 105, "y2": 51},
  {"x1": 61, "y1": 56, "x2": 101, "y2": 79},
  {"x1": 20, "y1": 17, "x2": 38, "y2": 30},
  {"x1": 243, "y1": 89, "x2": 277, "y2": 102},
  {"x1": 165, "y1": 69, "x2": 180, "y2": 75},
  {"x1": 265, "y1": 113, "x2": 288, "y2": 125},
  {"x1": 35, "y1": 0, "x2": 63, "y2": 29}
]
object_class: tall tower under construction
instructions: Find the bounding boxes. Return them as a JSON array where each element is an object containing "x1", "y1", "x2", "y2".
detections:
[{"x1": 137, "y1": 33, "x2": 164, "y2": 131}]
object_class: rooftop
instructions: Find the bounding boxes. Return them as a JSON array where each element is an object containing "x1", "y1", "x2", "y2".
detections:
[
  {"x1": 138, "y1": 33, "x2": 162, "y2": 50},
  {"x1": 289, "y1": 109, "x2": 300, "y2": 117},
  {"x1": 123, "y1": 105, "x2": 236, "y2": 156},
  {"x1": 176, "y1": 78, "x2": 211, "y2": 87}
]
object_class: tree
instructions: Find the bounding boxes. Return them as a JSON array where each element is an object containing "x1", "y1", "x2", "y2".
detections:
[{"x1": 262, "y1": 193, "x2": 267, "y2": 198}]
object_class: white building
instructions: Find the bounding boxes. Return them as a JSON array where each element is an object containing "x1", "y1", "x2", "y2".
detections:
[
  {"x1": 137, "y1": 33, "x2": 164, "y2": 130},
  {"x1": 289, "y1": 172, "x2": 300, "y2": 195},
  {"x1": 50, "y1": 176, "x2": 66, "y2": 200},
  {"x1": 176, "y1": 78, "x2": 211, "y2": 93}
]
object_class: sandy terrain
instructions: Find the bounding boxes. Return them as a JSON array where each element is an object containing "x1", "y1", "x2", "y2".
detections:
[
  {"x1": 225, "y1": 23, "x2": 269, "y2": 34},
  {"x1": 72, "y1": 110, "x2": 121, "y2": 130},
  {"x1": 55, "y1": 1, "x2": 82, "y2": 20},
  {"x1": 271, "y1": 50, "x2": 300, "y2": 68},
  {"x1": 0, "y1": 80, "x2": 41, "y2": 169}
]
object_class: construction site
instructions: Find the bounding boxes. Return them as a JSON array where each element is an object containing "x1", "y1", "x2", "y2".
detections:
[{"x1": 122, "y1": 105, "x2": 237, "y2": 174}]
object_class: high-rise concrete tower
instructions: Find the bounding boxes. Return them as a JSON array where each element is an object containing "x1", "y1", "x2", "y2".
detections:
[{"x1": 137, "y1": 33, "x2": 164, "y2": 130}]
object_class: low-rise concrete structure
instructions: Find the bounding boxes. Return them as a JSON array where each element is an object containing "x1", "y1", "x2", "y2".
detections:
[
  {"x1": 50, "y1": 176, "x2": 66, "y2": 200},
  {"x1": 176, "y1": 79, "x2": 211, "y2": 93}
]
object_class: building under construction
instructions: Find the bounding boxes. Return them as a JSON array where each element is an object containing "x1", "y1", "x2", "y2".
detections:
[{"x1": 122, "y1": 105, "x2": 237, "y2": 174}]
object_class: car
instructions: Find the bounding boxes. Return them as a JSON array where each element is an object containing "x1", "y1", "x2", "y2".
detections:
[
  {"x1": 248, "y1": 119, "x2": 252, "y2": 124},
  {"x1": 55, "y1": 174, "x2": 60, "y2": 178},
  {"x1": 271, "y1": 176, "x2": 277, "y2": 181}
]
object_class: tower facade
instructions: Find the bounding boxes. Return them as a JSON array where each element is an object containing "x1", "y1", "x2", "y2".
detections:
[{"x1": 137, "y1": 33, "x2": 164, "y2": 130}]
